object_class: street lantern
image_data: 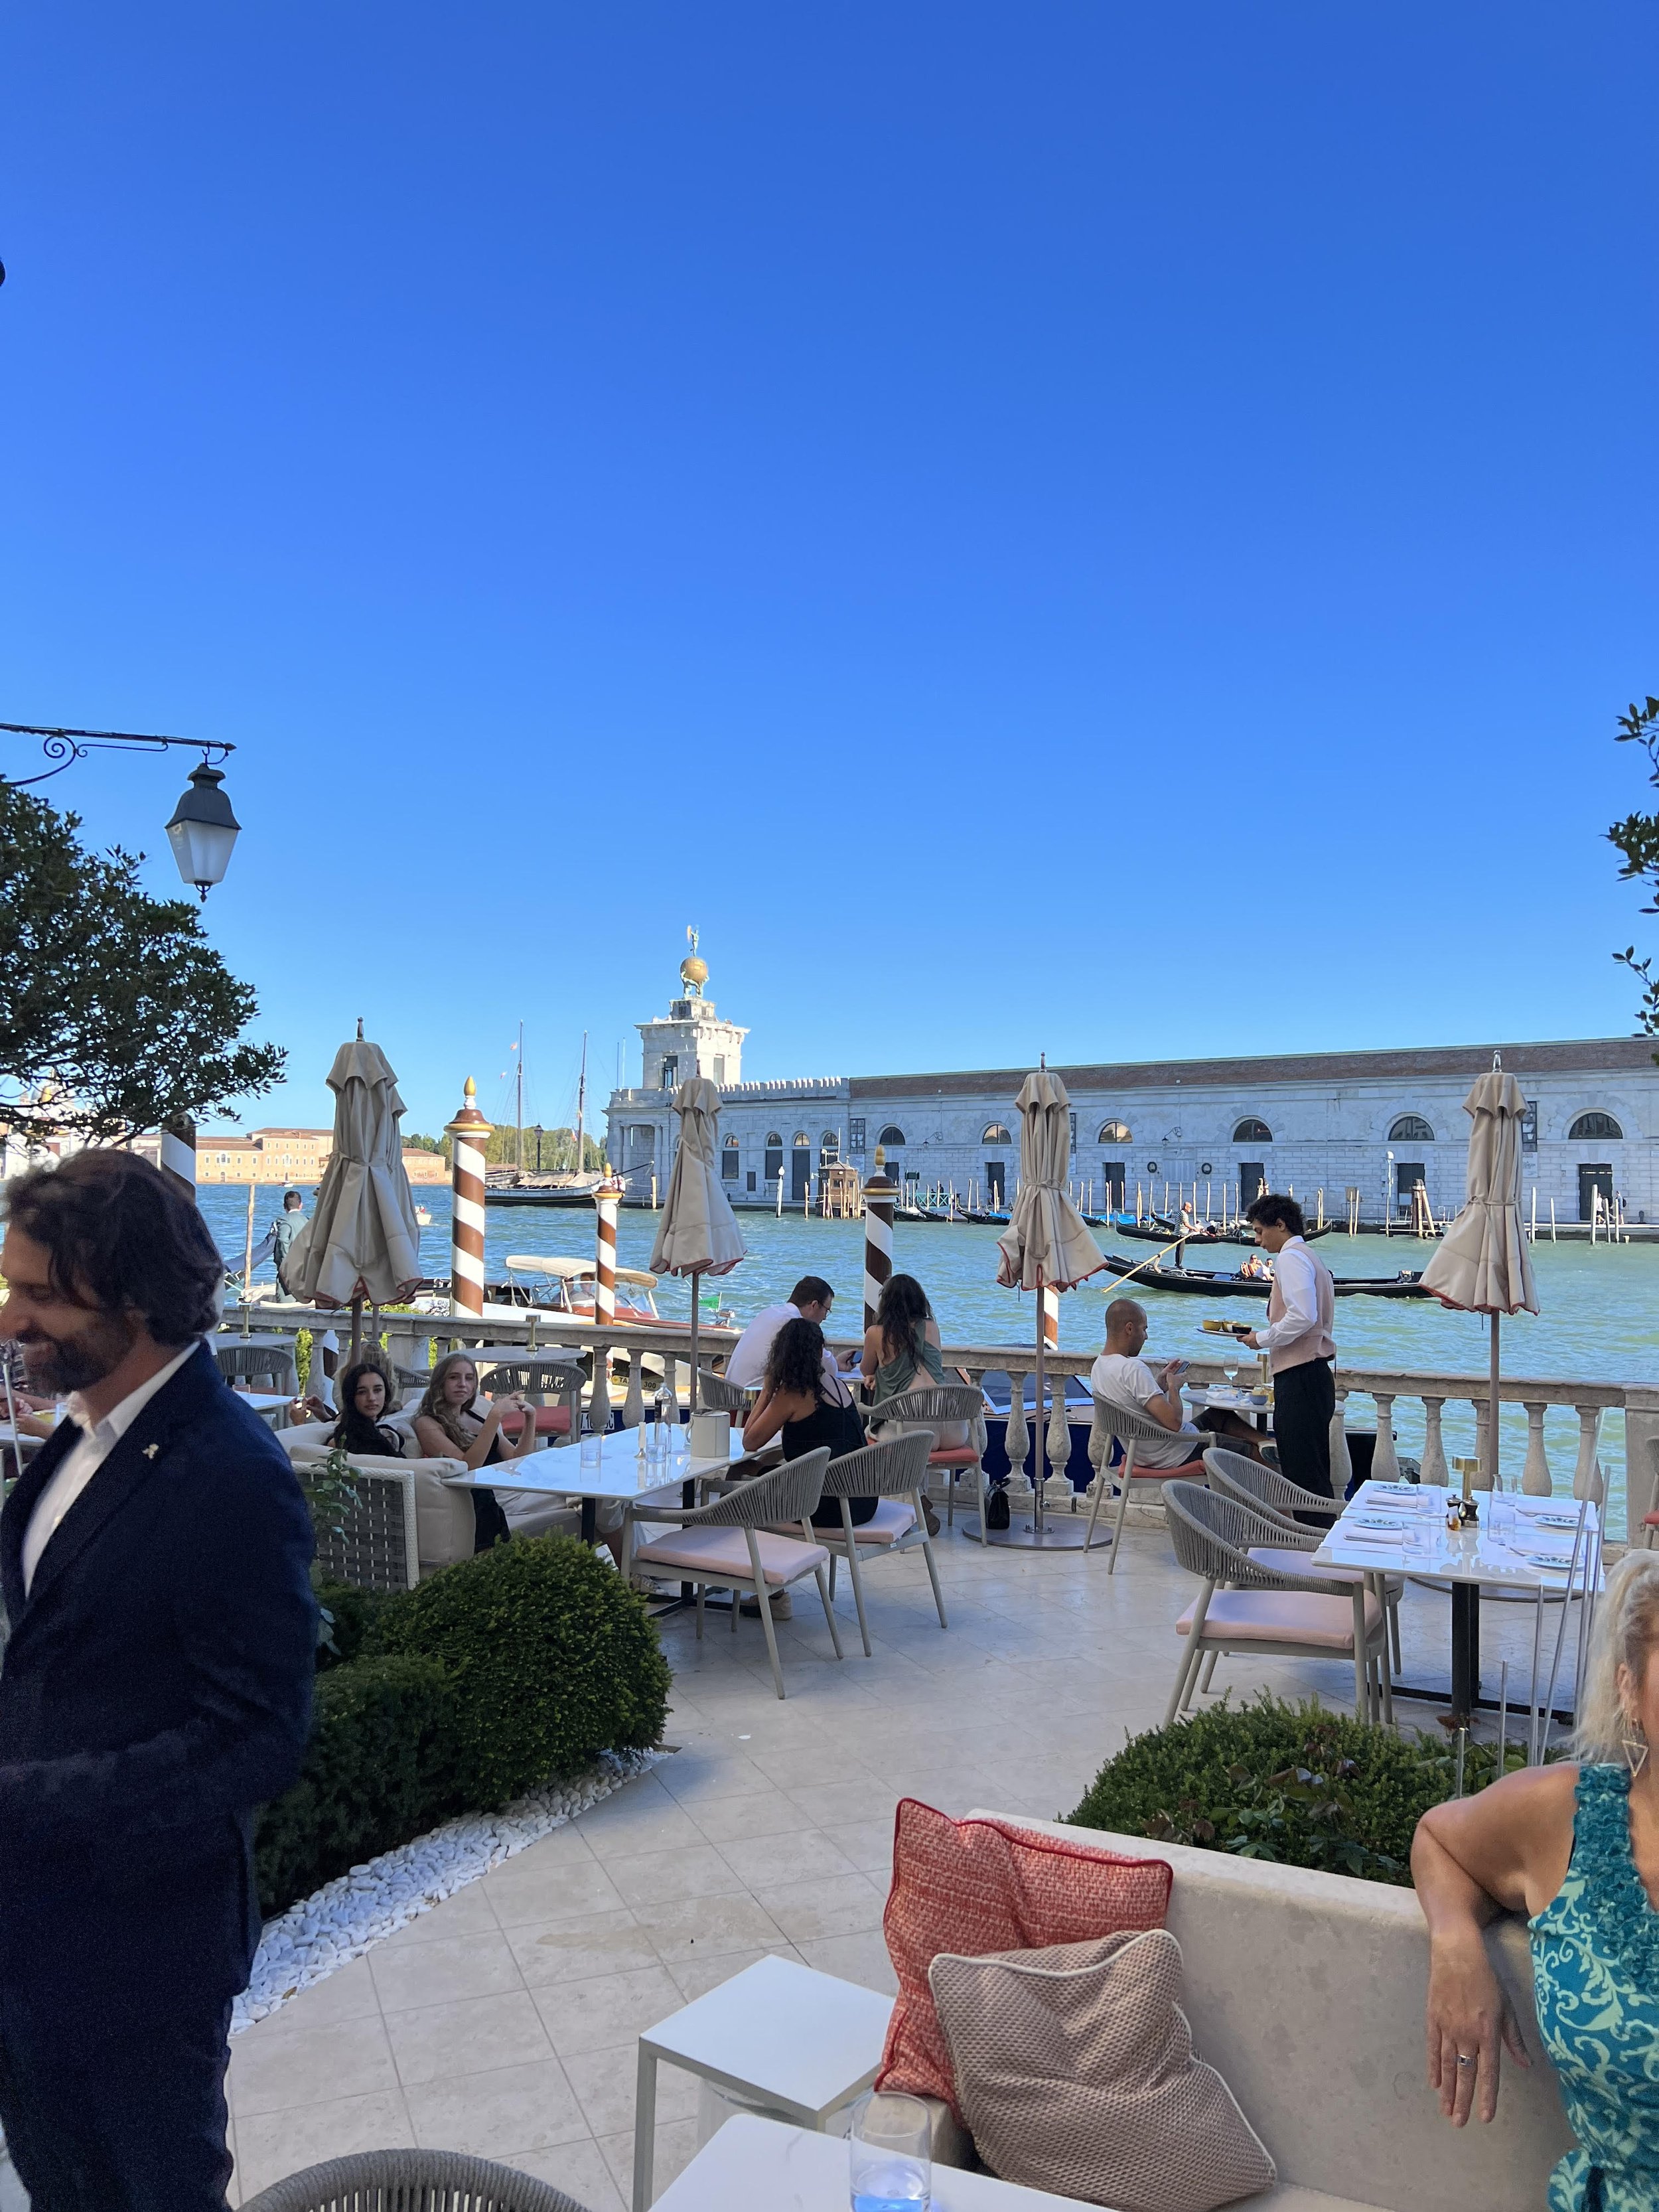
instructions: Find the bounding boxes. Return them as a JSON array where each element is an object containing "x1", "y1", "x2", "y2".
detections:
[{"x1": 165, "y1": 762, "x2": 241, "y2": 899}]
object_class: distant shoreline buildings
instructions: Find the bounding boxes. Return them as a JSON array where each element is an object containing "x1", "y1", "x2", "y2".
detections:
[{"x1": 605, "y1": 951, "x2": 1658, "y2": 1224}]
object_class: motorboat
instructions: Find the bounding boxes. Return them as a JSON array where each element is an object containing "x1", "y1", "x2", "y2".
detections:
[{"x1": 490, "y1": 1255, "x2": 665, "y2": 1323}]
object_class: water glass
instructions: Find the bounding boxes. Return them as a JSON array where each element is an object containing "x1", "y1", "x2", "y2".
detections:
[
  {"x1": 849, "y1": 2089, "x2": 930, "y2": 2212},
  {"x1": 579, "y1": 1426, "x2": 603, "y2": 1472},
  {"x1": 646, "y1": 1418, "x2": 669, "y2": 1468}
]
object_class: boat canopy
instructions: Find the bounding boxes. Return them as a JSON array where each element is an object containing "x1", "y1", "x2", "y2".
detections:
[{"x1": 504, "y1": 1254, "x2": 660, "y2": 1290}]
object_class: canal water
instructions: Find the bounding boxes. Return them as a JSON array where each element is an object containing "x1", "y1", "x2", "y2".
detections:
[{"x1": 203, "y1": 1187, "x2": 1654, "y2": 1519}]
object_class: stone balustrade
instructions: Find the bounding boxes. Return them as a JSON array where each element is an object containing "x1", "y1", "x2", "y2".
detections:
[{"x1": 222, "y1": 1304, "x2": 1659, "y2": 1542}]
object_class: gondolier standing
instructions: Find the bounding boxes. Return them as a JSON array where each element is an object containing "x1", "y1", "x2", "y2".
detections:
[{"x1": 1240, "y1": 1192, "x2": 1337, "y2": 1501}]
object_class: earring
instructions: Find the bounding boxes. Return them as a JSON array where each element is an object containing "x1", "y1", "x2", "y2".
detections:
[{"x1": 1623, "y1": 1718, "x2": 1650, "y2": 1780}]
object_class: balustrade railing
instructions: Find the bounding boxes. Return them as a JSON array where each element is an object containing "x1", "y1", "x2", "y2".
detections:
[{"x1": 221, "y1": 1304, "x2": 1658, "y2": 1543}]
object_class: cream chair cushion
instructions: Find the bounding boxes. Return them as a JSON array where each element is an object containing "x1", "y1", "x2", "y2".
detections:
[
  {"x1": 285, "y1": 1432, "x2": 475, "y2": 1574},
  {"x1": 1176, "y1": 1589, "x2": 1382, "y2": 1651}
]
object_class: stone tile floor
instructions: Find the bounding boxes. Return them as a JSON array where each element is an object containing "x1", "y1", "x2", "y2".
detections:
[{"x1": 212, "y1": 1510, "x2": 1557, "y2": 2207}]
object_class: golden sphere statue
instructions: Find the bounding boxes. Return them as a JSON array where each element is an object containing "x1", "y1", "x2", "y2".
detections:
[{"x1": 680, "y1": 953, "x2": 709, "y2": 995}]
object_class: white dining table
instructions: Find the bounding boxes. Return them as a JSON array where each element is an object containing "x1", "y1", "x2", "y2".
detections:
[
  {"x1": 653, "y1": 2112, "x2": 1089, "y2": 2212},
  {"x1": 441, "y1": 1424, "x2": 770, "y2": 1545},
  {"x1": 1312, "y1": 1479, "x2": 1600, "y2": 1726}
]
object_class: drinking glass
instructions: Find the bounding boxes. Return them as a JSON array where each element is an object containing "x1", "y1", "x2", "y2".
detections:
[
  {"x1": 848, "y1": 2090, "x2": 930, "y2": 2212},
  {"x1": 579, "y1": 1426, "x2": 603, "y2": 1472}
]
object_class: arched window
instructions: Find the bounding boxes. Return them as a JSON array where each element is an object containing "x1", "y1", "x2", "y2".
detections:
[
  {"x1": 791, "y1": 1131, "x2": 810, "y2": 1150},
  {"x1": 764, "y1": 1131, "x2": 783, "y2": 1177},
  {"x1": 1097, "y1": 1119, "x2": 1132, "y2": 1144},
  {"x1": 1233, "y1": 1117, "x2": 1273, "y2": 1143},
  {"x1": 981, "y1": 1122, "x2": 1013, "y2": 1145},
  {"x1": 1569, "y1": 1111, "x2": 1624, "y2": 1141},
  {"x1": 877, "y1": 1124, "x2": 906, "y2": 1147},
  {"x1": 819, "y1": 1130, "x2": 840, "y2": 1162},
  {"x1": 721, "y1": 1140, "x2": 739, "y2": 1180},
  {"x1": 764, "y1": 1131, "x2": 783, "y2": 1147},
  {"x1": 1389, "y1": 1114, "x2": 1435, "y2": 1143}
]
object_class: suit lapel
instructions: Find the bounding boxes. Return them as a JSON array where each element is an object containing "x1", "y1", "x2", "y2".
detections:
[
  {"x1": 16, "y1": 1344, "x2": 223, "y2": 1613},
  {"x1": 1, "y1": 1417, "x2": 80, "y2": 1625}
]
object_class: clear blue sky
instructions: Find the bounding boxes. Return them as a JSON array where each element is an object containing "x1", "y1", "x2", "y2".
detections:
[{"x1": 4, "y1": 3, "x2": 1656, "y2": 1138}]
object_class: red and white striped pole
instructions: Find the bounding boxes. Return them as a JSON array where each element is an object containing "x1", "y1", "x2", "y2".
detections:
[
  {"x1": 159, "y1": 1116, "x2": 197, "y2": 1205},
  {"x1": 863, "y1": 1145, "x2": 897, "y2": 1331},
  {"x1": 445, "y1": 1078, "x2": 492, "y2": 1320},
  {"x1": 591, "y1": 1169, "x2": 625, "y2": 1431}
]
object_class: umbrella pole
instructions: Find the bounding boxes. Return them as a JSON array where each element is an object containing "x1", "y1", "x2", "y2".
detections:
[
  {"x1": 1032, "y1": 1274, "x2": 1046, "y2": 1534},
  {"x1": 350, "y1": 1295, "x2": 364, "y2": 1370},
  {"x1": 1488, "y1": 1311, "x2": 1500, "y2": 1491},
  {"x1": 688, "y1": 1270, "x2": 701, "y2": 1416}
]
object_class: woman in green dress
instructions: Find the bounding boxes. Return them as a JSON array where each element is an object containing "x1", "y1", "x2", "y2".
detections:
[{"x1": 1413, "y1": 1550, "x2": 1659, "y2": 2209}]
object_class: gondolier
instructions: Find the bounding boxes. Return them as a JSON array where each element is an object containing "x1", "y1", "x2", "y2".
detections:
[{"x1": 1240, "y1": 1192, "x2": 1337, "y2": 1501}]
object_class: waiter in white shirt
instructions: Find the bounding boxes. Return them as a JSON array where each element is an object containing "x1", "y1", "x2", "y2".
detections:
[
  {"x1": 725, "y1": 1274, "x2": 854, "y2": 1390},
  {"x1": 1240, "y1": 1192, "x2": 1338, "y2": 1500}
]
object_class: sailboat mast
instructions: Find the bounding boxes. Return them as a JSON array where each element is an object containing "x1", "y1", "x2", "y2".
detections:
[
  {"x1": 574, "y1": 1031, "x2": 588, "y2": 1174},
  {"x1": 516, "y1": 1021, "x2": 524, "y2": 1171}
]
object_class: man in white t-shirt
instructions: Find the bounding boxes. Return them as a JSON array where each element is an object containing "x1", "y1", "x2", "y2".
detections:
[
  {"x1": 1088, "y1": 1299, "x2": 1205, "y2": 1470},
  {"x1": 725, "y1": 1274, "x2": 849, "y2": 1389}
]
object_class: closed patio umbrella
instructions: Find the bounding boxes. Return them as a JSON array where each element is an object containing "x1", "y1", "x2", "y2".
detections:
[
  {"x1": 281, "y1": 1025, "x2": 425, "y2": 1364},
  {"x1": 649, "y1": 1077, "x2": 746, "y2": 1412},
  {"x1": 994, "y1": 1066, "x2": 1108, "y2": 1547},
  {"x1": 1419, "y1": 1057, "x2": 1539, "y2": 1492}
]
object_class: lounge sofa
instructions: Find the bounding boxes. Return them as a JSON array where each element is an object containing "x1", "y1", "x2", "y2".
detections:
[{"x1": 946, "y1": 1810, "x2": 1572, "y2": 2212}]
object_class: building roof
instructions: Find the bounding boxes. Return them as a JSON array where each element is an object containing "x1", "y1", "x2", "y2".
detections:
[{"x1": 848, "y1": 1037, "x2": 1658, "y2": 1103}]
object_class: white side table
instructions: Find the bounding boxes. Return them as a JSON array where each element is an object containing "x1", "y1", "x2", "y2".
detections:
[
  {"x1": 653, "y1": 2112, "x2": 1084, "y2": 2211},
  {"x1": 632, "y1": 1954, "x2": 894, "y2": 2211}
]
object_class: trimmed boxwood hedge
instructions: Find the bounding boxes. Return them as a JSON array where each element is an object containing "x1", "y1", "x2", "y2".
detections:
[
  {"x1": 1066, "y1": 1696, "x2": 1523, "y2": 1885},
  {"x1": 255, "y1": 1536, "x2": 671, "y2": 1916}
]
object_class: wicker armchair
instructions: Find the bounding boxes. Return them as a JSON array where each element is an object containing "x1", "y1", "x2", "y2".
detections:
[
  {"x1": 1161, "y1": 1478, "x2": 1387, "y2": 1727},
  {"x1": 238, "y1": 2148, "x2": 590, "y2": 2210},
  {"x1": 623, "y1": 1447, "x2": 841, "y2": 1697},
  {"x1": 801, "y1": 1433, "x2": 946, "y2": 1654},
  {"x1": 871, "y1": 1383, "x2": 985, "y2": 1528},
  {"x1": 695, "y1": 1368, "x2": 757, "y2": 1414},
  {"x1": 1205, "y1": 1445, "x2": 1402, "y2": 1678},
  {"x1": 1084, "y1": 1397, "x2": 1207, "y2": 1566},
  {"x1": 478, "y1": 1359, "x2": 585, "y2": 1445},
  {"x1": 307, "y1": 1465, "x2": 421, "y2": 1593}
]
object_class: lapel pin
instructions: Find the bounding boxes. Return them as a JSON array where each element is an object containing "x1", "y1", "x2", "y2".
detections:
[{"x1": 143, "y1": 1443, "x2": 160, "y2": 1460}]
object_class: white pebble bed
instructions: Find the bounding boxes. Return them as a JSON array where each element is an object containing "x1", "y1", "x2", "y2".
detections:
[{"x1": 233, "y1": 1746, "x2": 662, "y2": 2033}]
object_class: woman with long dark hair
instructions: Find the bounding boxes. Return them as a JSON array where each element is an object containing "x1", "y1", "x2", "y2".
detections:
[
  {"x1": 326, "y1": 1362, "x2": 405, "y2": 1458},
  {"x1": 742, "y1": 1317, "x2": 873, "y2": 1533},
  {"x1": 861, "y1": 1273, "x2": 967, "y2": 1486}
]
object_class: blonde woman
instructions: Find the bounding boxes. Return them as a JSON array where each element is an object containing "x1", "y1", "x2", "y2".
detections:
[
  {"x1": 1411, "y1": 1550, "x2": 1659, "y2": 2207},
  {"x1": 412, "y1": 1351, "x2": 532, "y2": 1553}
]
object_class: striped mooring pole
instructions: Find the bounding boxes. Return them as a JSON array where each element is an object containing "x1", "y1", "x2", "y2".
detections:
[
  {"x1": 863, "y1": 1145, "x2": 897, "y2": 1331},
  {"x1": 445, "y1": 1077, "x2": 493, "y2": 1320},
  {"x1": 159, "y1": 1116, "x2": 197, "y2": 1205},
  {"x1": 591, "y1": 1169, "x2": 625, "y2": 1430}
]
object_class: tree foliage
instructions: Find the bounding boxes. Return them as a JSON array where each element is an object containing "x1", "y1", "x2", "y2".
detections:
[
  {"x1": 1608, "y1": 694, "x2": 1659, "y2": 1041},
  {"x1": 0, "y1": 782, "x2": 284, "y2": 1141}
]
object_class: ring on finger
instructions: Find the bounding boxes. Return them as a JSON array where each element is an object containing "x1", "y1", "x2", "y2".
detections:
[{"x1": 1455, "y1": 2054, "x2": 1475, "y2": 2068}]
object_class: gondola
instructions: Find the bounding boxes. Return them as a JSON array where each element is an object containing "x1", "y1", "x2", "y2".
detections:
[
  {"x1": 1114, "y1": 1220, "x2": 1334, "y2": 1245},
  {"x1": 1103, "y1": 1254, "x2": 1427, "y2": 1299}
]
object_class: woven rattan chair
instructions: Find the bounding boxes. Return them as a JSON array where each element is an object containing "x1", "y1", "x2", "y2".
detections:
[
  {"x1": 871, "y1": 1382, "x2": 984, "y2": 1528},
  {"x1": 213, "y1": 1338, "x2": 300, "y2": 1396},
  {"x1": 794, "y1": 1432, "x2": 947, "y2": 1655},
  {"x1": 479, "y1": 1359, "x2": 585, "y2": 1445},
  {"x1": 1161, "y1": 1477, "x2": 1388, "y2": 1727},
  {"x1": 1204, "y1": 1444, "x2": 1403, "y2": 1676},
  {"x1": 695, "y1": 1368, "x2": 757, "y2": 1414},
  {"x1": 1084, "y1": 1397, "x2": 1208, "y2": 1566},
  {"x1": 308, "y1": 1465, "x2": 420, "y2": 1593},
  {"x1": 238, "y1": 2147, "x2": 590, "y2": 2210},
  {"x1": 623, "y1": 1447, "x2": 842, "y2": 1697}
]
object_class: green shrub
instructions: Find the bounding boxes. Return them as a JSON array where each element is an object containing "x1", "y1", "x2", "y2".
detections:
[
  {"x1": 311, "y1": 1578, "x2": 388, "y2": 1672},
  {"x1": 1067, "y1": 1696, "x2": 1524, "y2": 1885},
  {"x1": 255, "y1": 1653, "x2": 459, "y2": 1915},
  {"x1": 377, "y1": 1536, "x2": 672, "y2": 1806}
]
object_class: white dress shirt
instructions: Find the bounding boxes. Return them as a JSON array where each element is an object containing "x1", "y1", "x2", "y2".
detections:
[
  {"x1": 22, "y1": 1340, "x2": 200, "y2": 1596},
  {"x1": 1254, "y1": 1239, "x2": 1323, "y2": 1354},
  {"x1": 725, "y1": 1302, "x2": 844, "y2": 1392}
]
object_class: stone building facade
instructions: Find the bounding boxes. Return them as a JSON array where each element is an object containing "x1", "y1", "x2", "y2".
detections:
[{"x1": 607, "y1": 967, "x2": 1659, "y2": 1222}]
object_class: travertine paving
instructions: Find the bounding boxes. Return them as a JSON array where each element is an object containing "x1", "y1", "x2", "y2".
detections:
[{"x1": 218, "y1": 1512, "x2": 1553, "y2": 2207}]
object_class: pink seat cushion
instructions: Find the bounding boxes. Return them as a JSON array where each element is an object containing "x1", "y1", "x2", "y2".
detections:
[
  {"x1": 1246, "y1": 1545, "x2": 1402, "y2": 1593},
  {"x1": 841, "y1": 1498, "x2": 916, "y2": 1546},
  {"x1": 632, "y1": 1524, "x2": 828, "y2": 1587},
  {"x1": 1176, "y1": 1587, "x2": 1382, "y2": 1651},
  {"x1": 1122, "y1": 1455, "x2": 1206, "y2": 1482},
  {"x1": 928, "y1": 1446, "x2": 980, "y2": 1467},
  {"x1": 496, "y1": 1406, "x2": 572, "y2": 1438}
]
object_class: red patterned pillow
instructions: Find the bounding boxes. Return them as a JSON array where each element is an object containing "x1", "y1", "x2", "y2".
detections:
[{"x1": 877, "y1": 1802, "x2": 1173, "y2": 2115}]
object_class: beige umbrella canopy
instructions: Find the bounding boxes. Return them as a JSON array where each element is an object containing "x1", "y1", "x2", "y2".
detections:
[
  {"x1": 994, "y1": 1069, "x2": 1106, "y2": 1543},
  {"x1": 282, "y1": 1029, "x2": 425, "y2": 1357},
  {"x1": 1419, "y1": 1063, "x2": 1539, "y2": 1489},
  {"x1": 648, "y1": 1077, "x2": 746, "y2": 1411}
]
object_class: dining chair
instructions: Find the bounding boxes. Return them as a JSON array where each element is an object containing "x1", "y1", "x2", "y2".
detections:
[
  {"x1": 1083, "y1": 1398, "x2": 1208, "y2": 1566},
  {"x1": 1160, "y1": 1478, "x2": 1388, "y2": 1727},
  {"x1": 792, "y1": 1432, "x2": 946, "y2": 1655},
  {"x1": 695, "y1": 1369, "x2": 757, "y2": 1414},
  {"x1": 622, "y1": 1447, "x2": 843, "y2": 1698},
  {"x1": 213, "y1": 1339, "x2": 300, "y2": 1397},
  {"x1": 869, "y1": 1383, "x2": 984, "y2": 1526},
  {"x1": 240, "y1": 2148, "x2": 590, "y2": 2210},
  {"x1": 479, "y1": 1359, "x2": 584, "y2": 1445}
]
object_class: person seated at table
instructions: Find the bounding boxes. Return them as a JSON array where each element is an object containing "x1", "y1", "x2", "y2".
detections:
[
  {"x1": 325, "y1": 1361, "x2": 407, "y2": 1457},
  {"x1": 726, "y1": 1276, "x2": 855, "y2": 1389},
  {"x1": 1411, "y1": 1550, "x2": 1659, "y2": 2205},
  {"x1": 412, "y1": 1352, "x2": 532, "y2": 1552},
  {"x1": 1091, "y1": 1299, "x2": 1263, "y2": 1466}
]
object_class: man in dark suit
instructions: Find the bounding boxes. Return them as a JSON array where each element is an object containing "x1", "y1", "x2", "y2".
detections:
[{"x1": 0, "y1": 1149, "x2": 316, "y2": 2211}]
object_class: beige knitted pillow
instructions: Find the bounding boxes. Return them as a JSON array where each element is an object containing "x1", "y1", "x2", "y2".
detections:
[{"x1": 929, "y1": 1930, "x2": 1276, "y2": 2212}]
